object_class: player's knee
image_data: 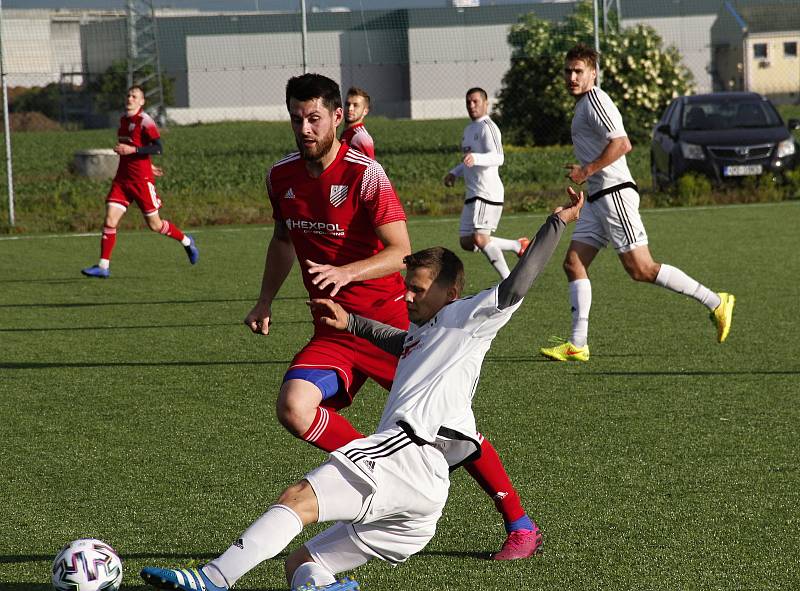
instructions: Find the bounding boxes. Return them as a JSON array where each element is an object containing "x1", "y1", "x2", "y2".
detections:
[
  {"x1": 563, "y1": 255, "x2": 583, "y2": 278},
  {"x1": 276, "y1": 395, "x2": 316, "y2": 437},
  {"x1": 146, "y1": 217, "x2": 163, "y2": 232},
  {"x1": 284, "y1": 546, "x2": 314, "y2": 585},
  {"x1": 626, "y1": 262, "x2": 658, "y2": 283},
  {"x1": 458, "y1": 236, "x2": 474, "y2": 251}
]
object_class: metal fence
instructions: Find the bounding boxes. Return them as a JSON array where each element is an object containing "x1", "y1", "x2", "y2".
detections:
[{"x1": 1, "y1": 0, "x2": 798, "y2": 128}]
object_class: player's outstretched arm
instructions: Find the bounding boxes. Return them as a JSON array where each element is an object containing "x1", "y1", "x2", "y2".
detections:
[
  {"x1": 497, "y1": 187, "x2": 584, "y2": 310},
  {"x1": 244, "y1": 221, "x2": 296, "y2": 335},
  {"x1": 309, "y1": 299, "x2": 407, "y2": 357}
]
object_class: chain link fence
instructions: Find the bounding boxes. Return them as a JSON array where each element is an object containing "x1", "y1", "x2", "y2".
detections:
[{"x1": 2, "y1": 0, "x2": 798, "y2": 130}]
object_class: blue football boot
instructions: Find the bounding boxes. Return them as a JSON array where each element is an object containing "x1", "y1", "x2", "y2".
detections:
[
  {"x1": 140, "y1": 566, "x2": 227, "y2": 591},
  {"x1": 294, "y1": 577, "x2": 360, "y2": 591},
  {"x1": 184, "y1": 234, "x2": 199, "y2": 265},
  {"x1": 81, "y1": 265, "x2": 110, "y2": 278}
]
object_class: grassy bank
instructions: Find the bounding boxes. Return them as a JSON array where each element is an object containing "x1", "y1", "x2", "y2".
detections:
[{"x1": 1, "y1": 108, "x2": 799, "y2": 234}]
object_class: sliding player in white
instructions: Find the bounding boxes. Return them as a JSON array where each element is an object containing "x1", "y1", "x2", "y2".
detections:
[
  {"x1": 139, "y1": 189, "x2": 583, "y2": 591},
  {"x1": 444, "y1": 87, "x2": 528, "y2": 279},
  {"x1": 540, "y1": 44, "x2": 735, "y2": 363}
]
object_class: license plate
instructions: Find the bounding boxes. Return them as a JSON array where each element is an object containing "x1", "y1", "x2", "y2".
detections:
[{"x1": 723, "y1": 164, "x2": 763, "y2": 176}]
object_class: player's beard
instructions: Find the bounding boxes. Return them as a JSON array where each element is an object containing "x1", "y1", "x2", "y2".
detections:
[{"x1": 297, "y1": 126, "x2": 336, "y2": 161}]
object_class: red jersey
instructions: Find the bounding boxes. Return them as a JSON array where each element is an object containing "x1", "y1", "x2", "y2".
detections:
[
  {"x1": 114, "y1": 109, "x2": 160, "y2": 182},
  {"x1": 339, "y1": 123, "x2": 375, "y2": 159},
  {"x1": 268, "y1": 143, "x2": 407, "y2": 320}
]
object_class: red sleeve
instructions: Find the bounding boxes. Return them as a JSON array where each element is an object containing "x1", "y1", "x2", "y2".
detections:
[
  {"x1": 267, "y1": 168, "x2": 283, "y2": 222},
  {"x1": 351, "y1": 133, "x2": 375, "y2": 159},
  {"x1": 141, "y1": 114, "x2": 161, "y2": 142},
  {"x1": 359, "y1": 161, "x2": 406, "y2": 227}
]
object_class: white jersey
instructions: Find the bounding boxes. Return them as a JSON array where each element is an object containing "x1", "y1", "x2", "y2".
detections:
[
  {"x1": 376, "y1": 284, "x2": 522, "y2": 466},
  {"x1": 571, "y1": 87, "x2": 634, "y2": 196},
  {"x1": 449, "y1": 115, "x2": 505, "y2": 204}
]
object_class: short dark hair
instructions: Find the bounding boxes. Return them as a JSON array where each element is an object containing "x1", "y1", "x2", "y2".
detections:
[
  {"x1": 466, "y1": 87, "x2": 488, "y2": 101},
  {"x1": 285, "y1": 73, "x2": 342, "y2": 112},
  {"x1": 127, "y1": 85, "x2": 145, "y2": 98},
  {"x1": 566, "y1": 43, "x2": 599, "y2": 70},
  {"x1": 347, "y1": 86, "x2": 371, "y2": 107},
  {"x1": 403, "y1": 247, "x2": 465, "y2": 297}
]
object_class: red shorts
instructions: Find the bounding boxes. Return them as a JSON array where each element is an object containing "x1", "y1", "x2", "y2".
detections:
[
  {"x1": 106, "y1": 179, "x2": 162, "y2": 215},
  {"x1": 289, "y1": 310, "x2": 408, "y2": 411}
]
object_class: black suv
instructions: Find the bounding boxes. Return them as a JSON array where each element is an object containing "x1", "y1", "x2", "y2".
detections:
[{"x1": 650, "y1": 92, "x2": 800, "y2": 189}]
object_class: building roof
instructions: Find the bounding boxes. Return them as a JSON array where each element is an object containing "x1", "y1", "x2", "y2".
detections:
[{"x1": 726, "y1": 1, "x2": 800, "y2": 34}]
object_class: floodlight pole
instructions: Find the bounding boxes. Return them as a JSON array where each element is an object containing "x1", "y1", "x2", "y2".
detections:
[
  {"x1": 593, "y1": 0, "x2": 602, "y2": 88},
  {"x1": 300, "y1": 0, "x2": 308, "y2": 73},
  {"x1": 0, "y1": 0, "x2": 15, "y2": 226}
]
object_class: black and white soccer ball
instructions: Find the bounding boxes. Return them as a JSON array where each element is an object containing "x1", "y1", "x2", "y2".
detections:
[{"x1": 51, "y1": 538, "x2": 123, "y2": 591}]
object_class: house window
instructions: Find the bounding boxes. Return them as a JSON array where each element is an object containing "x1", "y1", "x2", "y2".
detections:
[
  {"x1": 785, "y1": 42, "x2": 798, "y2": 57},
  {"x1": 753, "y1": 43, "x2": 768, "y2": 59}
]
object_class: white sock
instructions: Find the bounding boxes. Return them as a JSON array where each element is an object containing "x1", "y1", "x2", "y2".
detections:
[
  {"x1": 490, "y1": 236, "x2": 521, "y2": 252},
  {"x1": 654, "y1": 264, "x2": 720, "y2": 310},
  {"x1": 480, "y1": 240, "x2": 510, "y2": 279},
  {"x1": 204, "y1": 504, "x2": 303, "y2": 588},
  {"x1": 181, "y1": 236, "x2": 191, "y2": 246},
  {"x1": 98, "y1": 258, "x2": 110, "y2": 270},
  {"x1": 569, "y1": 279, "x2": 592, "y2": 348},
  {"x1": 290, "y1": 561, "x2": 337, "y2": 589}
]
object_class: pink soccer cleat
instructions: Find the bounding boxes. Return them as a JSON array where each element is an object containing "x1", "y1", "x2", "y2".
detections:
[{"x1": 492, "y1": 525, "x2": 543, "y2": 560}]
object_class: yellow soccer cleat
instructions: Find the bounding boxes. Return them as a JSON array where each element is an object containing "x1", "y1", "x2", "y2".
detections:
[
  {"x1": 711, "y1": 292, "x2": 735, "y2": 343},
  {"x1": 539, "y1": 337, "x2": 590, "y2": 362}
]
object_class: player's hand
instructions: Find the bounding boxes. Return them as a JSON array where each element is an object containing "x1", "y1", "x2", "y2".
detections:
[
  {"x1": 152, "y1": 165, "x2": 164, "y2": 177},
  {"x1": 306, "y1": 260, "x2": 354, "y2": 298},
  {"x1": 244, "y1": 301, "x2": 272, "y2": 335},
  {"x1": 443, "y1": 173, "x2": 456, "y2": 187},
  {"x1": 564, "y1": 163, "x2": 588, "y2": 185},
  {"x1": 553, "y1": 186, "x2": 585, "y2": 224},
  {"x1": 307, "y1": 298, "x2": 349, "y2": 330},
  {"x1": 113, "y1": 143, "x2": 136, "y2": 156},
  {"x1": 463, "y1": 153, "x2": 475, "y2": 168}
]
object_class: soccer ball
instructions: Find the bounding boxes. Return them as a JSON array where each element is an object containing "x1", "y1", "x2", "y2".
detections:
[{"x1": 51, "y1": 538, "x2": 123, "y2": 591}]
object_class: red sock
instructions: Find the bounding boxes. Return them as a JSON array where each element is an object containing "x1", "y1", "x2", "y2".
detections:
[
  {"x1": 100, "y1": 226, "x2": 117, "y2": 260},
  {"x1": 465, "y1": 435, "x2": 526, "y2": 523},
  {"x1": 301, "y1": 407, "x2": 364, "y2": 452},
  {"x1": 159, "y1": 220, "x2": 185, "y2": 242}
]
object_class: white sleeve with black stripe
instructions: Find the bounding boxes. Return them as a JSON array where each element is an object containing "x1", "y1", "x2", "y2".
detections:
[{"x1": 587, "y1": 87, "x2": 628, "y2": 140}]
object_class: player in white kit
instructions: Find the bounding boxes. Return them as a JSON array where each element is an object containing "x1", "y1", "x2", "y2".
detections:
[
  {"x1": 540, "y1": 44, "x2": 735, "y2": 363},
  {"x1": 139, "y1": 189, "x2": 584, "y2": 591},
  {"x1": 444, "y1": 87, "x2": 528, "y2": 279}
]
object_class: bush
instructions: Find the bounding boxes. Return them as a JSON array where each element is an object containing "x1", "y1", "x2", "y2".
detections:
[{"x1": 496, "y1": 1, "x2": 694, "y2": 146}]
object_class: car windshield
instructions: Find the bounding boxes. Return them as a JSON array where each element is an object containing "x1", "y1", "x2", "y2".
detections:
[{"x1": 682, "y1": 101, "x2": 783, "y2": 130}]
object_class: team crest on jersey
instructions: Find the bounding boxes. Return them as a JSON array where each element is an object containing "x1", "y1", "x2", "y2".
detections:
[
  {"x1": 329, "y1": 185, "x2": 348, "y2": 207},
  {"x1": 129, "y1": 123, "x2": 136, "y2": 132},
  {"x1": 284, "y1": 188, "x2": 295, "y2": 199}
]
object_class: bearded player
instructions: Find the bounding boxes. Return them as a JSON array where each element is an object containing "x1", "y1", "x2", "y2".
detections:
[{"x1": 244, "y1": 73, "x2": 540, "y2": 559}]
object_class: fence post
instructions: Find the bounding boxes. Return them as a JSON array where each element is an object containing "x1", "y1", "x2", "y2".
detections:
[{"x1": 0, "y1": 0, "x2": 15, "y2": 227}]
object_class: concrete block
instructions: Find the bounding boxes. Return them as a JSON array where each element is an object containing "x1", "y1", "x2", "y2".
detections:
[{"x1": 73, "y1": 149, "x2": 119, "y2": 179}]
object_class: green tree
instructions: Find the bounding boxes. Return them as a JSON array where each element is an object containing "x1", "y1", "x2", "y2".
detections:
[
  {"x1": 495, "y1": 1, "x2": 694, "y2": 146},
  {"x1": 88, "y1": 60, "x2": 175, "y2": 114}
]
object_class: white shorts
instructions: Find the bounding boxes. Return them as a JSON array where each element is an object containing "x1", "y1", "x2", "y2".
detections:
[
  {"x1": 459, "y1": 198, "x2": 504, "y2": 235},
  {"x1": 571, "y1": 186, "x2": 648, "y2": 253},
  {"x1": 304, "y1": 428, "x2": 450, "y2": 570}
]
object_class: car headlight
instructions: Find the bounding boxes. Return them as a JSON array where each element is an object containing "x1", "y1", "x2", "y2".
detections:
[
  {"x1": 680, "y1": 142, "x2": 705, "y2": 160},
  {"x1": 777, "y1": 138, "x2": 796, "y2": 158}
]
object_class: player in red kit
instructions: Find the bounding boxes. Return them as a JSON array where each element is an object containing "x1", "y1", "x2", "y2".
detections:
[
  {"x1": 339, "y1": 86, "x2": 375, "y2": 158},
  {"x1": 81, "y1": 86, "x2": 198, "y2": 278},
  {"x1": 244, "y1": 74, "x2": 540, "y2": 560}
]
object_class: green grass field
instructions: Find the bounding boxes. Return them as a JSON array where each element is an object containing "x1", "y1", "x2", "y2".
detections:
[{"x1": 2, "y1": 201, "x2": 799, "y2": 591}]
